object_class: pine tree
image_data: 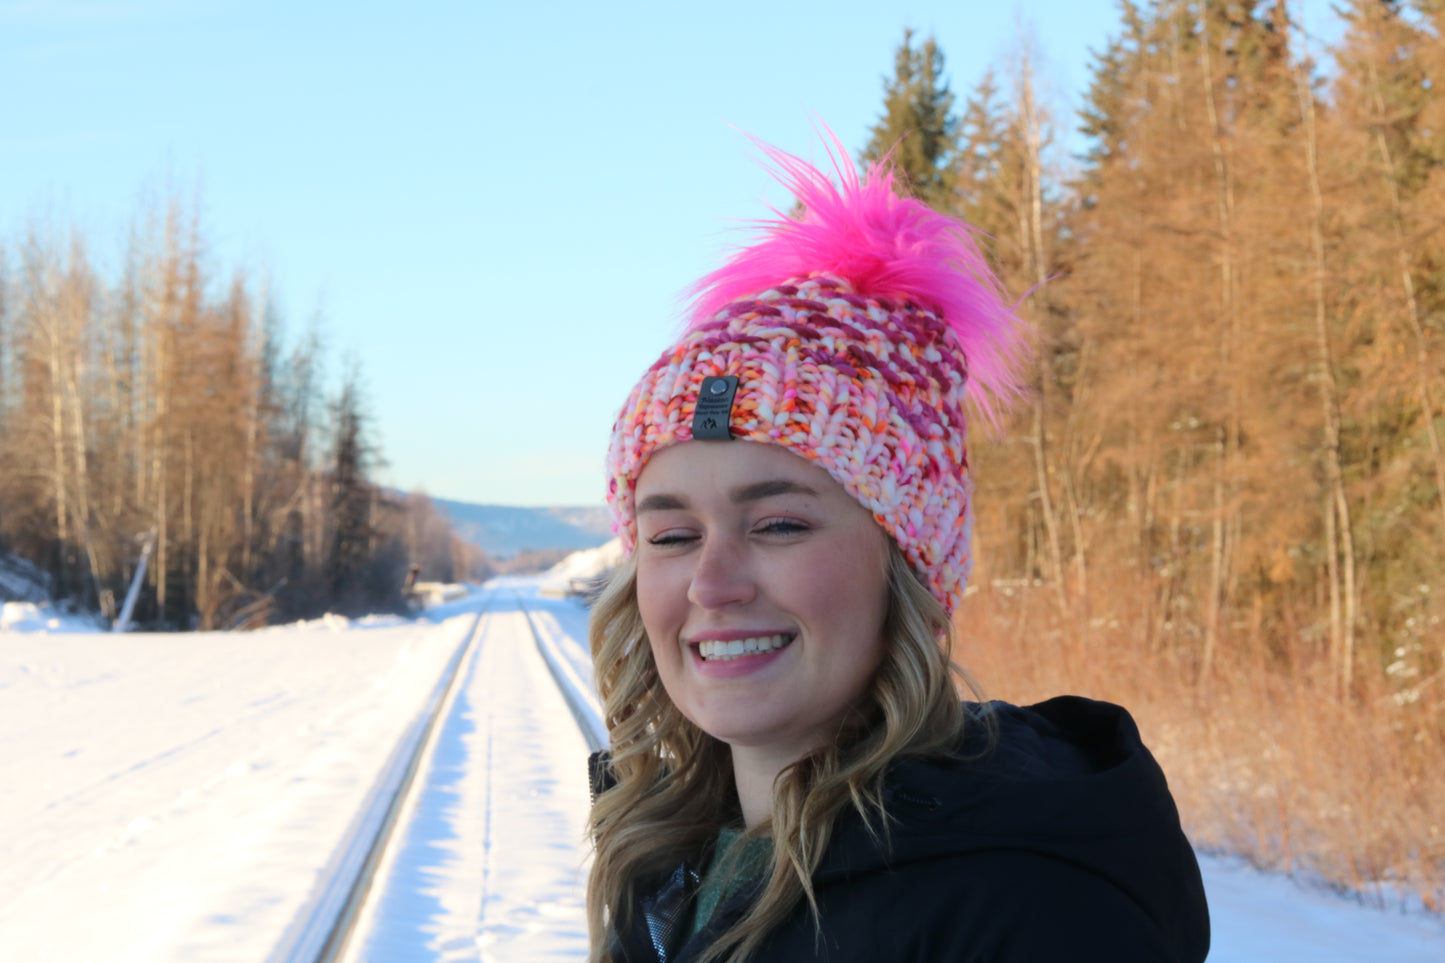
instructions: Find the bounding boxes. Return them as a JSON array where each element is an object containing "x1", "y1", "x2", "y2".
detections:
[
  {"x1": 954, "y1": 70, "x2": 1010, "y2": 231},
  {"x1": 860, "y1": 30, "x2": 961, "y2": 210},
  {"x1": 1077, "y1": 0, "x2": 1150, "y2": 204},
  {"x1": 327, "y1": 364, "x2": 375, "y2": 614}
]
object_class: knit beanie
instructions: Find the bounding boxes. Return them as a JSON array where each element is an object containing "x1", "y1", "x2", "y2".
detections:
[{"x1": 605, "y1": 137, "x2": 1027, "y2": 614}]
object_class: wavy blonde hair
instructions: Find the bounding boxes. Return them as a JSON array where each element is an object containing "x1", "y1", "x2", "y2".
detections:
[{"x1": 585, "y1": 540, "x2": 987, "y2": 963}]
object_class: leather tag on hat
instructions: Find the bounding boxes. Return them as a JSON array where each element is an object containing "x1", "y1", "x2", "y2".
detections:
[{"x1": 692, "y1": 375, "x2": 738, "y2": 441}]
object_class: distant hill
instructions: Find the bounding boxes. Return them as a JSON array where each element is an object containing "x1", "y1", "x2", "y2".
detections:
[{"x1": 431, "y1": 499, "x2": 613, "y2": 560}]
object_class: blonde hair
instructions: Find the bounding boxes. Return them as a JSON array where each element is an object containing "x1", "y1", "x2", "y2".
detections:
[{"x1": 585, "y1": 541, "x2": 987, "y2": 963}]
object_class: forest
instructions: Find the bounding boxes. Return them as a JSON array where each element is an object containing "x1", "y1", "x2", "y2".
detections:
[
  {"x1": 0, "y1": 198, "x2": 486, "y2": 629},
  {"x1": 865, "y1": 0, "x2": 1443, "y2": 911}
]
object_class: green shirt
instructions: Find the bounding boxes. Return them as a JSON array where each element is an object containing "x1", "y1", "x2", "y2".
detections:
[{"x1": 689, "y1": 827, "x2": 772, "y2": 939}]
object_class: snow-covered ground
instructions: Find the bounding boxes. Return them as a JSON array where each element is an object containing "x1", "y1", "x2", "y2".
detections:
[
  {"x1": 534, "y1": 538, "x2": 622, "y2": 599},
  {"x1": 0, "y1": 600, "x2": 105, "y2": 633},
  {"x1": 1197, "y1": 855, "x2": 1443, "y2": 961},
  {"x1": 2, "y1": 574, "x2": 1442, "y2": 961},
  {"x1": 0, "y1": 609, "x2": 472, "y2": 961},
  {"x1": 0, "y1": 552, "x2": 51, "y2": 604}
]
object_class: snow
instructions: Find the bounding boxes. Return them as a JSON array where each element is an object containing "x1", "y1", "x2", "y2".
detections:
[
  {"x1": 1, "y1": 571, "x2": 1442, "y2": 961},
  {"x1": 0, "y1": 552, "x2": 50, "y2": 603},
  {"x1": 413, "y1": 582, "x2": 471, "y2": 607},
  {"x1": 1199, "y1": 854, "x2": 1445, "y2": 961},
  {"x1": 349, "y1": 596, "x2": 595, "y2": 962},
  {"x1": 536, "y1": 538, "x2": 623, "y2": 598},
  {"x1": 0, "y1": 612, "x2": 471, "y2": 961},
  {"x1": 0, "y1": 601, "x2": 104, "y2": 633}
]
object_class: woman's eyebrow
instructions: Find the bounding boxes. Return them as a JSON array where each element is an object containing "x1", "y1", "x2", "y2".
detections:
[
  {"x1": 636, "y1": 493, "x2": 688, "y2": 513},
  {"x1": 732, "y1": 479, "x2": 818, "y2": 502}
]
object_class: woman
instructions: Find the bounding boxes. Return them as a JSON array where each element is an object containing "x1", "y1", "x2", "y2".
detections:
[{"x1": 586, "y1": 137, "x2": 1210, "y2": 963}]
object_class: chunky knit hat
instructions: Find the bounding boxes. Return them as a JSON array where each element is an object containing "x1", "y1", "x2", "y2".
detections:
[{"x1": 606, "y1": 136, "x2": 1027, "y2": 613}]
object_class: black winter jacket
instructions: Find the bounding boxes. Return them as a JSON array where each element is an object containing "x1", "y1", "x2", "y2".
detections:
[{"x1": 591, "y1": 696, "x2": 1210, "y2": 962}]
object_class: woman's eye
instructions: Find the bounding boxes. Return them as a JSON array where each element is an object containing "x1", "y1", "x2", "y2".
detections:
[
  {"x1": 755, "y1": 518, "x2": 808, "y2": 536},
  {"x1": 646, "y1": 531, "x2": 698, "y2": 547}
]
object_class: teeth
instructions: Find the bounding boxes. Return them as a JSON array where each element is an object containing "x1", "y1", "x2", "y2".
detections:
[{"x1": 697, "y1": 634, "x2": 791, "y2": 662}]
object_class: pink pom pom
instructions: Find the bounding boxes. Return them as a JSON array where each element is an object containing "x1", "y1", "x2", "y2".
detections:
[{"x1": 687, "y1": 127, "x2": 1029, "y2": 427}]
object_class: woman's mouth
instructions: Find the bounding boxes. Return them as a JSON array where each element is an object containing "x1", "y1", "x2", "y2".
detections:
[{"x1": 694, "y1": 633, "x2": 794, "y2": 662}]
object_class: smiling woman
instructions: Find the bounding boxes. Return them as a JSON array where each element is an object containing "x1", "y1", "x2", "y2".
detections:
[
  {"x1": 635, "y1": 441, "x2": 891, "y2": 825},
  {"x1": 585, "y1": 133, "x2": 1210, "y2": 963}
]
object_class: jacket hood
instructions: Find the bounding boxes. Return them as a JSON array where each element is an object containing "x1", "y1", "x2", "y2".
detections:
[{"x1": 818, "y1": 696, "x2": 1209, "y2": 959}]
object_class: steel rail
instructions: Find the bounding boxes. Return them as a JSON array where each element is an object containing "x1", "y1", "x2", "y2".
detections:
[
  {"x1": 516, "y1": 594, "x2": 608, "y2": 753},
  {"x1": 268, "y1": 603, "x2": 488, "y2": 963},
  {"x1": 272, "y1": 589, "x2": 606, "y2": 963}
]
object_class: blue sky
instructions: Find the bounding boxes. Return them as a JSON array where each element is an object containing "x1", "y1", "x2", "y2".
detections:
[{"x1": 0, "y1": 1, "x2": 1344, "y2": 507}]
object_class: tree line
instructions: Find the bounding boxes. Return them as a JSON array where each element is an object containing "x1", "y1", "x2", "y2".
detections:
[
  {"x1": 0, "y1": 197, "x2": 488, "y2": 629},
  {"x1": 866, "y1": 0, "x2": 1442, "y2": 709}
]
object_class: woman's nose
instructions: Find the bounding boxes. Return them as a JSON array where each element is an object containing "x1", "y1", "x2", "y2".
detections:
[{"x1": 686, "y1": 535, "x2": 756, "y2": 609}]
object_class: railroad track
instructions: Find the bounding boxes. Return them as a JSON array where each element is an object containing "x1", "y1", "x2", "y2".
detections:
[{"x1": 269, "y1": 587, "x2": 605, "y2": 963}]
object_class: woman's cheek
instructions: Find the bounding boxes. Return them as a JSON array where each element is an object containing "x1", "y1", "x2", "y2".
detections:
[{"x1": 637, "y1": 556, "x2": 685, "y2": 649}]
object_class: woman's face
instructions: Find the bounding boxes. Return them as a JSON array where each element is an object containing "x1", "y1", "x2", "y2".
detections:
[{"x1": 633, "y1": 440, "x2": 891, "y2": 763}]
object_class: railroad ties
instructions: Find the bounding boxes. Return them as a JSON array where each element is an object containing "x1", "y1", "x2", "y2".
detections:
[{"x1": 272, "y1": 581, "x2": 606, "y2": 963}]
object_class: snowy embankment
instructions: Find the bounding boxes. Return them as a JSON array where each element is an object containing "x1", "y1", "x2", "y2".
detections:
[
  {"x1": 535, "y1": 538, "x2": 623, "y2": 598},
  {"x1": 0, "y1": 610, "x2": 473, "y2": 962},
  {"x1": 1, "y1": 561, "x2": 1442, "y2": 961},
  {"x1": 1198, "y1": 854, "x2": 1444, "y2": 960},
  {"x1": 1, "y1": 601, "x2": 104, "y2": 633}
]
